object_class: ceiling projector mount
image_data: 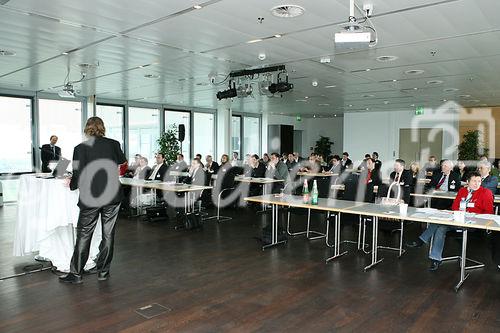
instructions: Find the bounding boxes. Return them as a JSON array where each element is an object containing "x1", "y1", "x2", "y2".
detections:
[
  {"x1": 216, "y1": 65, "x2": 293, "y2": 100},
  {"x1": 57, "y1": 57, "x2": 97, "y2": 98},
  {"x1": 335, "y1": 0, "x2": 377, "y2": 50}
]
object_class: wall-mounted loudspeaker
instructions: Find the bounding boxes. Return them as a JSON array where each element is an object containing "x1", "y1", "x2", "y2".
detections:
[{"x1": 178, "y1": 124, "x2": 185, "y2": 142}]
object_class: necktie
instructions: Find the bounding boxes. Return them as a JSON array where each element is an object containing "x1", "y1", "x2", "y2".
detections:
[
  {"x1": 465, "y1": 190, "x2": 474, "y2": 203},
  {"x1": 52, "y1": 146, "x2": 55, "y2": 159},
  {"x1": 395, "y1": 172, "x2": 400, "y2": 183},
  {"x1": 436, "y1": 175, "x2": 446, "y2": 189}
]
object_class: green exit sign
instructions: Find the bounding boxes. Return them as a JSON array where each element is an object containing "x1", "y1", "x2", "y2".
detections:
[
  {"x1": 296, "y1": 115, "x2": 302, "y2": 121},
  {"x1": 415, "y1": 106, "x2": 424, "y2": 115}
]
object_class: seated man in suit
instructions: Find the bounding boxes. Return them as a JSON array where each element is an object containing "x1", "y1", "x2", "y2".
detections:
[
  {"x1": 477, "y1": 160, "x2": 498, "y2": 194},
  {"x1": 147, "y1": 153, "x2": 167, "y2": 181},
  {"x1": 325, "y1": 154, "x2": 342, "y2": 174},
  {"x1": 359, "y1": 158, "x2": 382, "y2": 203},
  {"x1": 340, "y1": 152, "x2": 353, "y2": 171},
  {"x1": 133, "y1": 157, "x2": 151, "y2": 180},
  {"x1": 423, "y1": 155, "x2": 439, "y2": 178},
  {"x1": 426, "y1": 159, "x2": 461, "y2": 209},
  {"x1": 41, "y1": 135, "x2": 61, "y2": 172},
  {"x1": 407, "y1": 171, "x2": 494, "y2": 271},
  {"x1": 204, "y1": 155, "x2": 219, "y2": 174},
  {"x1": 372, "y1": 152, "x2": 382, "y2": 171},
  {"x1": 185, "y1": 158, "x2": 206, "y2": 186},
  {"x1": 388, "y1": 159, "x2": 412, "y2": 204},
  {"x1": 266, "y1": 152, "x2": 289, "y2": 193},
  {"x1": 286, "y1": 153, "x2": 297, "y2": 171},
  {"x1": 172, "y1": 153, "x2": 188, "y2": 172}
]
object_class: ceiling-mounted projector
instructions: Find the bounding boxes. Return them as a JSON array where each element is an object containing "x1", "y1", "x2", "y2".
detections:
[
  {"x1": 58, "y1": 83, "x2": 75, "y2": 98},
  {"x1": 334, "y1": 0, "x2": 376, "y2": 50}
]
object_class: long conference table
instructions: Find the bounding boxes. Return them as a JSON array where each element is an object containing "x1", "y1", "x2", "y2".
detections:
[{"x1": 244, "y1": 194, "x2": 500, "y2": 291}]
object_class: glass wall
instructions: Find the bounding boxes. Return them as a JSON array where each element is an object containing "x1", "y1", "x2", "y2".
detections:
[
  {"x1": 243, "y1": 116, "x2": 260, "y2": 156},
  {"x1": 128, "y1": 107, "x2": 160, "y2": 162},
  {"x1": 0, "y1": 96, "x2": 33, "y2": 173},
  {"x1": 231, "y1": 115, "x2": 241, "y2": 157},
  {"x1": 193, "y1": 112, "x2": 215, "y2": 160},
  {"x1": 96, "y1": 104, "x2": 124, "y2": 147},
  {"x1": 39, "y1": 99, "x2": 82, "y2": 162},
  {"x1": 165, "y1": 110, "x2": 190, "y2": 159}
]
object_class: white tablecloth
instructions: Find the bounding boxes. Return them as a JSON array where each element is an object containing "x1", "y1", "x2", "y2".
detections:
[{"x1": 13, "y1": 174, "x2": 101, "y2": 272}]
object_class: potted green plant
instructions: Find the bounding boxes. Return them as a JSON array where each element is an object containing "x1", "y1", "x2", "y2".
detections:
[
  {"x1": 157, "y1": 124, "x2": 181, "y2": 165},
  {"x1": 314, "y1": 135, "x2": 334, "y2": 161},
  {"x1": 457, "y1": 129, "x2": 489, "y2": 160}
]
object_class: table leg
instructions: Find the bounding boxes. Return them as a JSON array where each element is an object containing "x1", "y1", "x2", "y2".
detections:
[
  {"x1": 262, "y1": 204, "x2": 287, "y2": 250},
  {"x1": 326, "y1": 213, "x2": 348, "y2": 262},
  {"x1": 364, "y1": 216, "x2": 384, "y2": 271},
  {"x1": 455, "y1": 229, "x2": 469, "y2": 292}
]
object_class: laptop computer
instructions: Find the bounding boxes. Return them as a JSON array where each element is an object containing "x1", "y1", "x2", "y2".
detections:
[{"x1": 37, "y1": 158, "x2": 71, "y2": 179}]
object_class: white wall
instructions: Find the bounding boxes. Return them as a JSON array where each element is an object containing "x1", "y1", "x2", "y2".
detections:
[
  {"x1": 266, "y1": 115, "x2": 343, "y2": 156},
  {"x1": 343, "y1": 103, "x2": 460, "y2": 174}
]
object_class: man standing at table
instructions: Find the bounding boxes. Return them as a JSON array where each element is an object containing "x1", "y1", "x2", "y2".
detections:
[
  {"x1": 41, "y1": 135, "x2": 61, "y2": 172},
  {"x1": 407, "y1": 171, "x2": 493, "y2": 271},
  {"x1": 59, "y1": 117, "x2": 126, "y2": 284}
]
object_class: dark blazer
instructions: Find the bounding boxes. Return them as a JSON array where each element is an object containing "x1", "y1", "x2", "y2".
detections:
[
  {"x1": 41, "y1": 144, "x2": 61, "y2": 172},
  {"x1": 428, "y1": 171, "x2": 461, "y2": 192},
  {"x1": 205, "y1": 161, "x2": 219, "y2": 174},
  {"x1": 359, "y1": 169, "x2": 382, "y2": 203},
  {"x1": 374, "y1": 159, "x2": 382, "y2": 170},
  {"x1": 389, "y1": 169, "x2": 412, "y2": 204},
  {"x1": 251, "y1": 162, "x2": 266, "y2": 178},
  {"x1": 481, "y1": 175, "x2": 499, "y2": 195},
  {"x1": 147, "y1": 163, "x2": 167, "y2": 181},
  {"x1": 69, "y1": 136, "x2": 126, "y2": 208},
  {"x1": 341, "y1": 158, "x2": 353, "y2": 171}
]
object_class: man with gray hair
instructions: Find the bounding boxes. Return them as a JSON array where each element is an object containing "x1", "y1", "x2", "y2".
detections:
[
  {"x1": 477, "y1": 160, "x2": 498, "y2": 195},
  {"x1": 426, "y1": 159, "x2": 461, "y2": 210}
]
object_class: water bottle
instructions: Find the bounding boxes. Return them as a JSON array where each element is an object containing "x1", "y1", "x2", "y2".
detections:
[
  {"x1": 311, "y1": 180, "x2": 319, "y2": 205},
  {"x1": 302, "y1": 179, "x2": 310, "y2": 204},
  {"x1": 459, "y1": 197, "x2": 466, "y2": 212}
]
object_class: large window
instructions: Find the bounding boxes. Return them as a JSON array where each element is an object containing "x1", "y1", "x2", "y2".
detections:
[
  {"x1": 96, "y1": 104, "x2": 124, "y2": 147},
  {"x1": 193, "y1": 112, "x2": 215, "y2": 159},
  {"x1": 39, "y1": 99, "x2": 82, "y2": 163},
  {"x1": 165, "y1": 110, "x2": 190, "y2": 159},
  {"x1": 231, "y1": 115, "x2": 241, "y2": 157},
  {"x1": 128, "y1": 107, "x2": 160, "y2": 162},
  {"x1": 243, "y1": 116, "x2": 260, "y2": 156},
  {"x1": 0, "y1": 96, "x2": 33, "y2": 173}
]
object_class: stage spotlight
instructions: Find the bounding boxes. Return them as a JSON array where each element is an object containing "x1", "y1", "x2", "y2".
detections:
[
  {"x1": 268, "y1": 81, "x2": 293, "y2": 94},
  {"x1": 216, "y1": 81, "x2": 237, "y2": 100}
]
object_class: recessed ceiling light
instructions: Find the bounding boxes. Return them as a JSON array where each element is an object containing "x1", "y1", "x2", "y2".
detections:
[
  {"x1": 405, "y1": 69, "x2": 425, "y2": 75},
  {"x1": 426, "y1": 80, "x2": 443, "y2": 85},
  {"x1": 324, "y1": 85, "x2": 336, "y2": 88},
  {"x1": 348, "y1": 104, "x2": 353, "y2": 107},
  {"x1": 247, "y1": 39, "x2": 263, "y2": 44},
  {"x1": 459, "y1": 94, "x2": 471, "y2": 98},
  {"x1": 413, "y1": 87, "x2": 418, "y2": 90},
  {"x1": 295, "y1": 99, "x2": 307, "y2": 102},
  {"x1": 392, "y1": 79, "x2": 397, "y2": 82},
  {"x1": 318, "y1": 103, "x2": 330, "y2": 106},
  {"x1": 366, "y1": 107, "x2": 370, "y2": 110},
  {"x1": 144, "y1": 74, "x2": 160, "y2": 79},
  {"x1": 443, "y1": 88, "x2": 459, "y2": 92},
  {"x1": 410, "y1": 104, "x2": 415, "y2": 107},
  {"x1": 61, "y1": 51, "x2": 69, "y2": 55},
  {"x1": 362, "y1": 94, "x2": 374, "y2": 98},
  {"x1": 384, "y1": 100, "x2": 389, "y2": 104},
  {"x1": 468, "y1": 99, "x2": 480, "y2": 103},
  {"x1": 0, "y1": 50, "x2": 16, "y2": 56},
  {"x1": 320, "y1": 56, "x2": 331, "y2": 63},
  {"x1": 376, "y1": 55, "x2": 398, "y2": 62},
  {"x1": 442, "y1": 99, "x2": 448, "y2": 102},
  {"x1": 304, "y1": 96, "x2": 309, "y2": 99},
  {"x1": 313, "y1": 114, "x2": 316, "y2": 118},
  {"x1": 193, "y1": 4, "x2": 202, "y2": 9},
  {"x1": 334, "y1": 114, "x2": 337, "y2": 117},
  {"x1": 365, "y1": 68, "x2": 371, "y2": 71},
  {"x1": 274, "y1": 34, "x2": 282, "y2": 38},
  {"x1": 270, "y1": 4, "x2": 305, "y2": 18}
]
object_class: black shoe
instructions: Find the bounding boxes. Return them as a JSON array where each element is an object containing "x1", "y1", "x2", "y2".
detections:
[
  {"x1": 429, "y1": 260, "x2": 441, "y2": 271},
  {"x1": 97, "y1": 271, "x2": 110, "y2": 281},
  {"x1": 406, "y1": 238, "x2": 424, "y2": 248},
  {"x1": 59, "y1": 273, "x2": 83, "y2": 284}
]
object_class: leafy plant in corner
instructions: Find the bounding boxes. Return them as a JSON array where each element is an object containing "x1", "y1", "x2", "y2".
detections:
[
  {"x1": 457, "y1": 129, "x2": 489, "y2": 161},
  {"x1": 314, "y1": 135, "x2": 334, "y2": 161},
  {"x1": 157, "y1": 124, "x2": 181, "y2": 165}
]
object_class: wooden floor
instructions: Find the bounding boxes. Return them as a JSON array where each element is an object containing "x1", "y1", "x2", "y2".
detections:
[{"x1": 1, "y1": 203, "x2": 500, "y2": 333}]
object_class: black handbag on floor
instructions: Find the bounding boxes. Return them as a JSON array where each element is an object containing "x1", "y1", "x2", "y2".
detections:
[{"x1": 184, "y1": 212, "x2": 203, "y2": 230}]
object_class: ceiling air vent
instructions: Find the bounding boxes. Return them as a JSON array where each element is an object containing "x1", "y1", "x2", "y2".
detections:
[
  {"x1": 270, "y1": 5, "x2": 305, "y2": 18},
  {"x1": 0, "y1": 50, "x2": 16, "y2": 56}
]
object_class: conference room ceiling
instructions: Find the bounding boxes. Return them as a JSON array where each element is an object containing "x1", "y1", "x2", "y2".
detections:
[{"x1": 1, "y1": 0, "x2": 500, "y2": 117}]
